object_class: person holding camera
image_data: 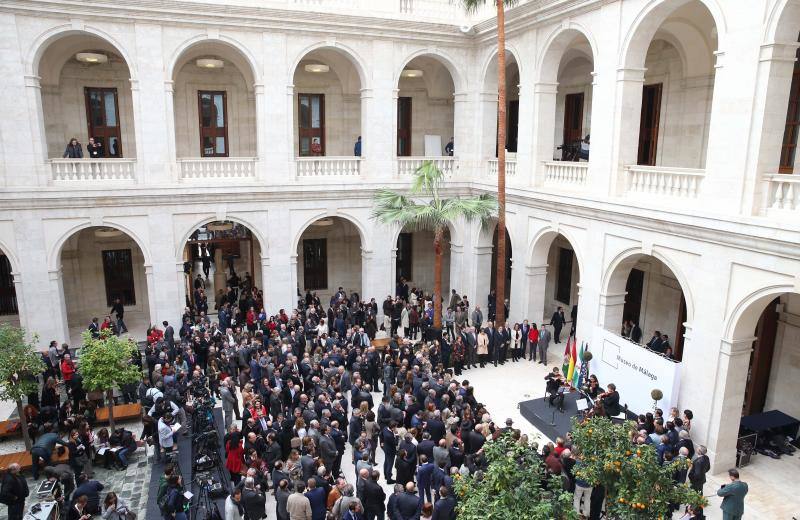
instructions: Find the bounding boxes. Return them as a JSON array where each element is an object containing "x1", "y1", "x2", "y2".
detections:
[{"x1": 101, "y1": 491, "x2": 133, "y2": 520}]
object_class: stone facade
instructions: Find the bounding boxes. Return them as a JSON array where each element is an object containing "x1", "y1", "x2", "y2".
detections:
[{"x1": 0, "y1": 0, "x2": 799, "y2": 477}]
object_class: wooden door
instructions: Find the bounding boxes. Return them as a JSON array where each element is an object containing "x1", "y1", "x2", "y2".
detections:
[
  {"x1": 84, "y1": 87, "x2": 122, "y2": 157},
  {"x1": 563, "y1": 93, "x2": 584, "y2": 156},
  {"x1": 198, "y1": 91, "x2": 229, "y2": 157},
  {"x1": 0, "y1": 255, "x2": 16, "y2": 315},
  {"x1": 780, "y1": 44, "x2": 800, "y2": 173},
  {"x1": 506, "y1": 100, "x2": 519, "y2": 153},
  {"x1": 303, "y1": 238, "x2": 328, "y2": 290},
  {"x1": 742, "y1": 298, "x2": 780, "y2": 416},
  {"x1": 397, "y1": 97, "x2": 412, "y2": 156},
  {"x1": 299, "y1": 93, "x2": 325, "y2": 157},
  {"x1": 674, "y1": 294, "x2": 687, "y2": 361},
  {"x1": 637, "y1": 83, "x2": 662, "y2": 166},
  {"x1": 622, "y1": 268, "x2": 644, "y2": 328}
]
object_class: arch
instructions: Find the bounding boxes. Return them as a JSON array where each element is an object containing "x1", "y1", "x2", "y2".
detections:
[
  {"x1": 48, "y1": 222, "x2": 152, "y2": 273},
  {"x1": 396, "y1": 48, "x2": 465, "y2": 93},
  {"x1": 478, "y1": 44, "x2": 525, "y2": 89},
  {"x1": 174, "y1": 215, "x2": 269, "y2": 262},
  {"x1": 766, "y1": 0, "x2": 800, "y2": 44},
  {"x1": 166, "y1": 34, "x2": 260, "y2": 87},
  {"x1": 651, "y1": 23, "x2": 714, "y2": 78},
  {"x1": 527, "y1": 226, "x2": 585, "y2": 279},
  {"x1": 724, "y1": 284, "x2": 797, "y2": 339},
  {"x1": 601, "y1": 247, "x2": 695, "y2": 322},
  {"x1": 0, "y1": 239, "x2": 21, "y2": 274},
  {"x1": 536, "y1": 23, "x2": 599, "y2": 84},
  {"x1": 291, "y1": 212, "x2": 370, "y2": 256},
  {"x1": 289, "y1": 41, "x2": 369, "y2": 90},
  {"x1": 476, "y1": 219, "x2": 517, "y2": 255},
  {"x1": 619, "y1": 0, "x2": 727, "y2": 70},
  {"x1": 28, "y1": 24, "x2": 139, "y2": 80}
]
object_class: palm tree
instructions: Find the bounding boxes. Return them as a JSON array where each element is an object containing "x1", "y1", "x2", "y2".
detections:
[
  {"x1": 372, "y1": 161, "x2": 497, "y2": 329},
  {"x1": 461, "y1": 0, "x2": 517, "y2": 326}
]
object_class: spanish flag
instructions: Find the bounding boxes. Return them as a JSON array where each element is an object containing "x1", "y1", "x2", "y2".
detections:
[{"x1": 566, "y1": 335, "x2": 577, "y2": 383}]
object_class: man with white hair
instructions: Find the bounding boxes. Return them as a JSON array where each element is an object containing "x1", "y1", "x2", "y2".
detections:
[
  {"x1": 220, "y1": 378, "x2": 238, "y2": 429},
  {"x1": 242, "y1": 476, "x2": 266, "y2": 520},
  {"x1": 0, "y1": 463, "x2": 28, "y2": 520}
]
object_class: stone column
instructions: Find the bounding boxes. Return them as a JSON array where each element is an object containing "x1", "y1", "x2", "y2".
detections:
[
  {"x1": 164, "y1": 80, "x2": 178, "y2": 181},
  {"x1": 525, "y1": 264, "x2": 548, "y2": 325},
  {"x1": 452, "y1": 91, "x2": 473, "y2": 177},
  {"x1": 514, "y1": 84, "x2": 533, "y2": 187},
  {"x1": 253, "y1": 83, "x2": 268, "y2": 180},
  {"x1": 48, "y1": 268, "x2": 70, "y2": 344},
  {"x1": 213, "y1": 247, "x2": 226, "y2": 295},
  {"x1": 472, "y1": 245, "x2": 494, "y2": 323},
  {"x1": 144, "y1": 264, "x2": 157, "y2": 326},
  {"x1": 22, "y1": 75, "x2": 48, "y2": 187},
  {"x1": 598, "y1": 291, "x2": 627, "y2": 333},
  {"x1": 706, "y1": 337, "x2": 754, "y2": 472},
  {"x1": 361, "y1": 86, "x2": 395, "y2": 180},
  {"x1": 477, "y1": 90, "x2": 497, "y2": 170},
  {"x1": 11, "y1": 272, "x2": 28, "y2": 334},
  {"x1": 608, "y1": 68, "x2": 646, "y2": 195},
  {"x1": 530, "y1": 81, "x2": 558, "y2": 186},
  {"x1": 261, "y1": 33, "x2": 290, "y2": 181}
]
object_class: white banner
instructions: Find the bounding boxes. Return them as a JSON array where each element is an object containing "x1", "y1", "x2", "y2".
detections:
[{"x1": 589, "y1": 329, "x2": 681, "y2": 416}]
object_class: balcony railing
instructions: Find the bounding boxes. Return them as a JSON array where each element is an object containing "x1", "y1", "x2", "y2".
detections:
[
  {"x1": 296, "y1": 157, "x2": 361, "y2": 178},
  {"x1": 488, "y1": 158, "x2": 517, "y2": 178},
  {"x1": 50, "y1": 159, "x2": 136, "y2": 182},
  {"x1": 397, "y1": 157, "x2": 456, "y2": 177},
  {"x1": 765, "y1": 173, "x2": 800, "y2": 212},
  {"x1": 544, "y1": 161, "x2": 588, "y2": 187},
  {"x1": 625, "y1": 165, "x2": 704, "y2": 199},
  {"x1": 178, "y1": 158, "x2": 257, "y2": 180}
]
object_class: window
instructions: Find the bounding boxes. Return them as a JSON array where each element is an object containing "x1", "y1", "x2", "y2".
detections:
[
  {"x1": 84, "y1": 87, "x2": 122, "y2": 157},
  {"x1": 562, "y1": 93, "x2": 584, "y2": 161},
  {"x1": 303, "y1": 239, "x2": 327, "y2": 290},
  {"x1": 555, "y1": 247, "x2": 573, "y2": 304},
  {"x1": 102, "y1": 249, "x2": 136, "y2": 306},
  {"x1": 779, "y1": 41, "x2": 800, "y2": 173},
  {"x1": 198, "y1": 91, "x2": 228, "y2": 157},
  {"x1": 0, "y1": 255, "x2": 16, "y2": 315},
  {"x1": 298, "y1": 94, "x2": 325, "y2": 156},
  {"x1": 396, "y1": 233, "x2": 413, "y2": 282},
  {"x1": 397, "y1": 97, "x2": 412, "y2": 156},
  {"x1": 637, "y1": 83, "x2": 662, "y2": 166},
  {"x1": 622, "y1": 268, "x2": 645, "y2": 326}
]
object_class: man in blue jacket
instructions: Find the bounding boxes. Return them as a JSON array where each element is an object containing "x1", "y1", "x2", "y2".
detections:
[{"x1": 416, "y1": 454, "x2": 434, "y2": 504}]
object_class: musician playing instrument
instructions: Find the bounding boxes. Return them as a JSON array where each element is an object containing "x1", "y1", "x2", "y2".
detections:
[{"x1": 598, "y1": 383, "x2": 621, "y2": 417}]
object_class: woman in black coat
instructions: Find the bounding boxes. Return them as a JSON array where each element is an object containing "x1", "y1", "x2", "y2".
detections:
[
  {"x1": 394, "y1": 448, "x2": 415, "y2": 486},
  {"x1": 62, "y1": 138, "x2": 83, "y2": 158}
]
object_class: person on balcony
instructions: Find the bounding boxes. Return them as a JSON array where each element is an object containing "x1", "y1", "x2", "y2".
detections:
[
  {"x1": 444, "y1": 137, "x2": 454, "y2": 156},
  {"x1": 354, "y1": 136, "x2": 362, "y2": 157},
  {"x1": 62, "y1": 137, "x2": 83, "y2": 158},
  {"x1": 579, "y1": 134, "x2": 590, "y2": 161},
  {"x1": 86, "y1": 137, "x2": 103, "y2": 158}
]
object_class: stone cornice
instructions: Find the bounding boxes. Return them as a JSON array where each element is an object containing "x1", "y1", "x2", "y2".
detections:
[
  {"x1": 473, "y1": 0, "x2": 605, "y2": 43},
  {"x1": 2, "y1": 180, "x2": 799, "y2": 262},
  {"x1": 0, "y1": 0, "x2": 473, "y2": 44}
]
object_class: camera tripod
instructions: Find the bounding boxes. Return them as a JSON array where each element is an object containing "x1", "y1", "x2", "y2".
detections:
[{"x1": 189, "y1": 476, "x2": 224, "y2": 520}]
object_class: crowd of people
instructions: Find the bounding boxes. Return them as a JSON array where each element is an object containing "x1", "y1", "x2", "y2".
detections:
[{"x1": 0, "y1": 267, "x2": 748, "y2": 520}]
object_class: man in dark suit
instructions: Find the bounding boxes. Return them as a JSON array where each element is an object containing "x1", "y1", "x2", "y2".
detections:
[
  {"x1": 417, "y1": 433, "x2": 436, "y2": 461},
  {"x1": 484, "y1": 322, "x2": 497, "y2": 367},
  {"x1": 395, "y1": 483, "x2": 422, "y2": 520},
  {"x1": 416, "y1": 454, "x2": 435, "y2": 504},
  {"x1": 602, "y1": 383, "x2": 621, "y2": 417},
  {"x1": 463, "y1": 327, "x2": 477, "y2": 368},
  {"x1": 550, "y1": 306, "x2": 566, "y2": 344},
  {"x1": 432, "y1": 486, "x2": 456, "y2": 520},
  {"x1": 646, "y1": 331, "x2": 664, "y2": 352},
  {"x1": 688, "y1": 445, "x2": 710, "y2": 492},
  {"x1": 717, "y1": 468, "x2": 748, "y2": 520},
  {"x1": 0, "y1": 463, "x2": 28, "y2": 520},
  {"x1": 163, "y1": 320, "x2": 175, "y2": 348},
  {"x1": 381, "y1": 422, "x2": 398, "y2": 484},
  {"x1": 242, "y1": 477, "x2": 266, "y2": 520},
  {"x1": 363, "y1": 471, "x2": 386, "y2": 520}
]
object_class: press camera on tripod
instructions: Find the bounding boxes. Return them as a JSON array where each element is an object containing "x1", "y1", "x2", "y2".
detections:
[{"x1": 189, "y1": 474, "x2": 226, "y2": 520}]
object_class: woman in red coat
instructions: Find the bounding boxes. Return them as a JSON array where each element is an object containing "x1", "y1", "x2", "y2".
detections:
[
  {"x1": 60, "y1": 354, "x2": 76, "y2": 391},
  {"x1": 225, "y1": 431, "x2": 244, "y2": 486},
  {"x1": 527, "y1": 324, "x2": 539, "y2": 362}
]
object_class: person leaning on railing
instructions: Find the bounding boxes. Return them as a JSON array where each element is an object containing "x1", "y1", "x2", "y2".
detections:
[{"x1": 62, "y1": 137, "x2": 83, "y2": 158}]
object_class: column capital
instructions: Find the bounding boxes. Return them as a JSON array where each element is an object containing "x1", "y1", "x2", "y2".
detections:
[
  {"x1": 713, "y1": 50, "x2": 726, "y2": 69},
  {"x1": 164, "y1": 80, "x2": 174, "y2": 93},
  {"x1": 144, "y1": 264, "x2": 154, "y2": 275},
  {"x1": 10, "y1": 271, "x2": 22, "y2": 283},
  {"x1": 616, "y1": 67, "x2": 647, "y2": 82},
  {"x1": 24, "y1": 75, "x2": 41, "y2": 88},
  {"x1": 533, "y1": 81, "x2": 558, "y2": 94},
  {"x1": 48, "y1": 268, "x2": 62, "y2": 281},
  {"x1": 286, "y1": 84, "x2": 295, "y2": 95},
  {"x1": 475, "y1": 245, "x2": 493, "y2": 255},
  {"x1": 253, "y1": 83, "x2": 265, "y2": 95},
  {"x1": 760, "y1": 42, "x2": 800, "y2": 63},
  {"x1": 526, "y1": 264, "x2": 548, "y2": 277},
  {"x1": 720, "y1": 337, "x2": 755, "y2": 357},
  {"x1": 453, "y1": 91, "x2": 470, "y2": 102},
  {"x1": 129, "y1": 78, "x2": 140, "y2": 91}
]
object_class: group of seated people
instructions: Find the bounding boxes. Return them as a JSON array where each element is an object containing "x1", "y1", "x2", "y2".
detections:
[
  {"x1": 543, "y1": 369, "x2": 623, "y2": 419},
  {"x1": 621, "y1": 322, "x2": 677, "y2": 359}
]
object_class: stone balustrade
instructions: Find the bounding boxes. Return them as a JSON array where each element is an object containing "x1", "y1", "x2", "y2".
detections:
[
  {"x1": 625, "y1": 165, "x2": 704, "y2": 199},
  {"x1": 544, "y1": 161, "x2": 588, "y2": 187},
  {"x1": 50, "y1": 159, "x2": 136, "y2": 182},
  {"x1": 397, "y1": 157, "x2": 456, "y2": 177},
  {"x1": 296, "y1": 157, "x2": 361, "y2": 178},
  {"x1": 765, "y1": 173, "x2": 800, "y2": 212},
  {"x1": 488, "y1": 158, "x2": 517, "y2": 178},
  {"x1": 178, "y1": 157, "x2": 257, "y2": 180}
]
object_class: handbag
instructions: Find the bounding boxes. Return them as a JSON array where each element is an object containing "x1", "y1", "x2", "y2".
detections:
[{"x1": 119, "y1": 506, "x2": 137, "y2": 520}]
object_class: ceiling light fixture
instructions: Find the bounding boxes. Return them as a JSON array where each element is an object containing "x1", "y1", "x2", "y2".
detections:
[
  {"x1": 76, "y1": 52, "x2": 108, "y2": 64},
  {"x1": 206, "y1": 221, "x2": 234, "y2": 232},
  {"x1": 304, "y1": 63, "x2": 330, "y2": 73},
  {"x1": 311, "y1": 218, "x2": 334, "y2": 227},
  {"x1": 401, "y1": 69, "x2": 423, "y2": 78},
  {"x1": 94, "y1": 227, "x2": 123, "y2": 238},
  {"x1": 196, "y1": 58, "x2": 224, "y2": 69}
]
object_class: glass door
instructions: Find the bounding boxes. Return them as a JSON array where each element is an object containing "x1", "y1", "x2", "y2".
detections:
[
  {"x1": 298, "y1": 94, "x2": 325, "y2": 156},
  {"x1": 84, "y1": 87, "x2": 122, "y2": 157},
  {"x1": 198, "y1": 91, "x2": 228, "y2": 157}
]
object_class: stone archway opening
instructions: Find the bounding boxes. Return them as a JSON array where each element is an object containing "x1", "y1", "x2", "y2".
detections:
[{"x1": 296, "y1": 217, "x2": 363, "y2": 305}]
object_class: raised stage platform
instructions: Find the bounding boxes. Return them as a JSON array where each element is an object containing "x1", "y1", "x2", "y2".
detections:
[{"x1": 519, "y1": 392, "x2": 586, "y2": 441}]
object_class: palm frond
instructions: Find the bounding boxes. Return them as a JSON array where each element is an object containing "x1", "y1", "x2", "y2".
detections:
[
  {"x1": 456, "y1": 0, "x2": 518, "y2": 14},
  {"x1": 411, "y1": 161, "x2": 444, "y2": 196},
  {"x1": 440, "y1": 193, "x2": 498, "y2": 224}
]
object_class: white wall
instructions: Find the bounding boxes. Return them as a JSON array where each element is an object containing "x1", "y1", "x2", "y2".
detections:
[
  {"x1": 42, "y1": 59, "x2": 137, "y2": 158},
  {"x1": 643, "y1": 40, "x2": 714, "y2": 169},
  {"x1": 296, "y1": 219, "x2": 362, "y2": 303},
  {"x1": 174, "y1": 61, "x2": 256, "y2": 157},
  {"x1": 764, "y1": 293, "x2": 800, "y2": 418},
  {"x1": 60, "y1": 229, "x2": 149, "y2": 327}
]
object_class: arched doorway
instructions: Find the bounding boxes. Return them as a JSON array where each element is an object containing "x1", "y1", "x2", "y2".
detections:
[
  {"x1": 181, "y1": 221, "x2": 263, "y2": 322},
  {"x1": 58, "y1": 227, "x2": 150, "y2": 345},
  {"x1": 394, "y1": 225, "x2": 451, "y2": 298},
  {"x1": 621, "y1": 0, "x2": 719, "y2": 168},
  {"x1": 38, "y1": 32, "x2": 136, "y2": 159},
  {"x1": 527, "y1": 231, "x2": 581, "y2": 332},
  {"x1": 474, "y1": 223, "x2": 512, "y2": 322},
  {"x1": 396, "y1": 55, "x2": 456, "y2": 157},
  {"x1": 171, "y1": 40, "x2": 257, "y2": 159},
  {"x1": 0, "y1": 247, "x2": 19, "y2": 327},
  {"x1": 602, "y1": 253, "x2": 689, "y2": 361},
  {"x1": 296, "y1": 217, "x2": 363, "y2": 304},
  {"x1": 292, "y1": 47, "x2": 363, "y2": 157}
]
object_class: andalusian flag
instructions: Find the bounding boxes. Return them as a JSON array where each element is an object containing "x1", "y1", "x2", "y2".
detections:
[
  {"x1": 572, "y1": 343, "x2": 584, "y2": 386},
  {"x1": 561, "y1": 335, "x2": 571, "y2": 375},
  {"x1": 567, "y1": 336, "x2": 577, "y2": 382},
  {"x1": 578, "y1": 343, "x2": 590, "y2": 387}
]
